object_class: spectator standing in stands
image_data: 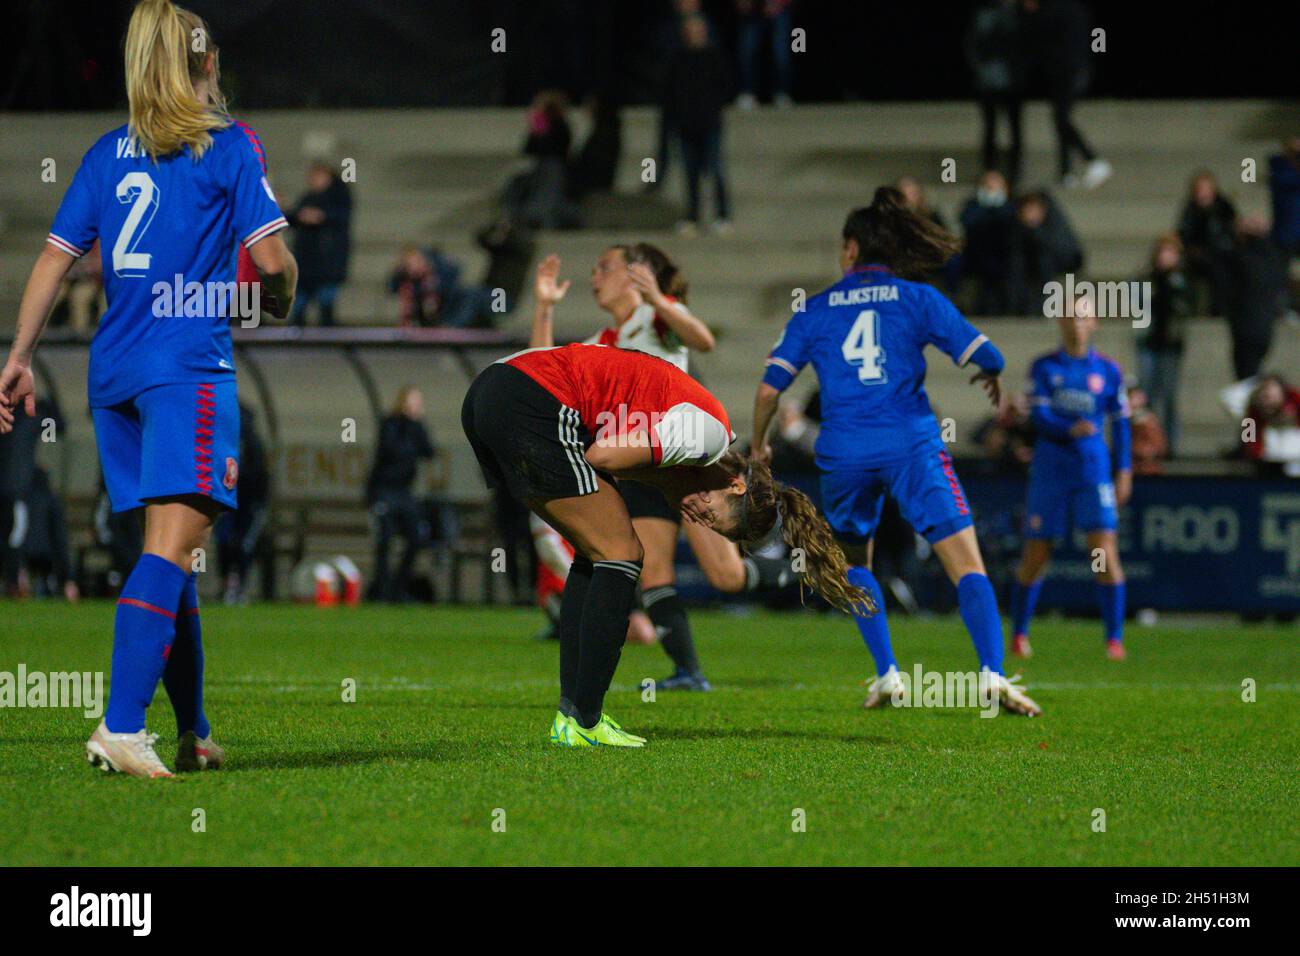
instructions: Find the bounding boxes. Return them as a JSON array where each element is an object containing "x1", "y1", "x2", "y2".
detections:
[
  {"x1": 646, "y1": 1, "x2": 711, "y2": 193},
  {"x1": 567, "y1": 94, "x2": 622, "y2": 200},
  {"x1": 366, "y1": 387, "x2": 437, "y2": 603},
  {"x1": 966, "y1": 0, "x2": 1025, "y2": 184},
  {"x1": 1006, "y1": 190, "x2": 1083, "y2": 315},
  {"x1": 1177, "y1": 171, "x2": 1237, "y2": 316},
  {"x1": 1227, "y1": 214, "x2": 1289, "y2": 380},
  {"x1": 506, "y1": 91, "x2": 579, "y2": 230},
  {"x1": 960, "y1": 169, "x2": 1017, "y2": 313},
  {"x1": 1021, "y1": 0, "x2": 1111, "y2": 190},
  {"x1": 734, "y1": 0, "x2": 793, "y2": 110},
  {"x1": 1136, "y1": 233, "x2": 1193, "y2": 454},
  {"x1": 0, "y1": 380, "x2": 60, "y2": 594},
  {"x1": 1269, "y1": 136, "x2": 1300, "y2": 257},
  {"x1": 15, "y1": 466, "x2": 79, "y2": 600},
  {"x1": 287, "y1": 161, "x2": 352, "y2": 327},
  {"x1": 667, "y1": 14, "x2": 733, "y2": 235},
  {"x1": 216, "y1": 402, "x2": 269, "y2": 605}
]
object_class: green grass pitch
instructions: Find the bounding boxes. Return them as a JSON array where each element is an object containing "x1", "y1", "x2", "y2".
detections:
[{"x1": 1, "y1": 600, "x2": 1295, "y2": 866}]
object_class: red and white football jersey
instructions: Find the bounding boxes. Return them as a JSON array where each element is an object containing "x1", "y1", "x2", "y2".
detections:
[
  {"x1": 585, "y1": 300, "x2": 689, "y2": 371},
  {"x1": 502, "y1": 343, "x2": 734, "y2": 467}
]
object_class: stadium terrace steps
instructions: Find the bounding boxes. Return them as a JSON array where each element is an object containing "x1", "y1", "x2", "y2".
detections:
[{"x1": 1, "y1": 102, "x2": 1295, "y2": 482}]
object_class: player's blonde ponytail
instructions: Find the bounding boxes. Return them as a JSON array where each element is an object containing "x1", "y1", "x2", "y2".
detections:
[{"x1": 125, "y1": 0, "x2": 230, "y2": 160}]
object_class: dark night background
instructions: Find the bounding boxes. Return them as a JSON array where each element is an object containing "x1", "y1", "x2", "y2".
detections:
[{"x1": 3, "y1": 0, "x2": 1298, "y2": 111}]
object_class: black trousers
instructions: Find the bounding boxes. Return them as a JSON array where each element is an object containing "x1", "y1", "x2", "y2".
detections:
[
  {"x1": 1049, "y1": 80, "x2": 1096, "y2": 178},
  {"x1": 371, "y1": 489, "x2": 428, "y2": 601},
  {"x1": 979, "y1": 91, "x2": 1023, "y2": 183}
]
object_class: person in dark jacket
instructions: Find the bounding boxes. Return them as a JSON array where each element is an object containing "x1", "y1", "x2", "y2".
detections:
[
  {"x1": 1136, "y1": 233, "x2": 1194, "y2": 454},
  {"x1": 966, "y1": 0, "x2": 1025, "y2": 184},
  {"x1": 960, "y1": 169, "x2": 1017, "y2": 313},
  {"x1": 17, "y1": 466, "x2": 79, "y2": 601},
  {"x1": 1177, "y1": 171, "x2": 1237, "y2": 316},
  {"x1": 568, "y1": 94, "x2": 622, "y2": 199},
  {"x1": 1006, "y1": 189, "x2": 1083, "y2": 315},
  {"x1": 1021, "y1": 0, "x2": 1110, "y2": 189},
  {"x1": 506, "y1": 91, "x2": 580, "y2": 230},
  {"x1": 288, "y1": 161, "x2": 353, "y2": 326},
  {"x1": 0, "y1": 386, "x2": 60, "y2": 592},
  {"x1": 1227, "y1": 214, "x2": 1289, "y2": 380},
  {"x1": 667, "y1": 14, "x2": 733, "y2": 233},
  {"x1": 1269, "y1": 137, "x2": 1300, "y2": 256},
  {"x1": 367, "y1": 387, "x2": 437, "y2": 603}
]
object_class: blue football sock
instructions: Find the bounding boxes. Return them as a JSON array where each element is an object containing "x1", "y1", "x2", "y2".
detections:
[
  {"x1": 105, "y1": 553, "x2": 188, "y2": 733},
  {"x1": 1097, "y1": 581, "x2": 1126, "y2": 642},
  {"x1": 847, "y1": 566, "x2": 896, "y2": 676},
  {"x1": 1010, "y1": 579, "x2": 1043, "y2": 637},
  {"x1": 163, "y1": 573, "x2": 210, "y2": 739},
  {"x1": 957, "y1": 572, "x2": 1004, "y2": 675}
]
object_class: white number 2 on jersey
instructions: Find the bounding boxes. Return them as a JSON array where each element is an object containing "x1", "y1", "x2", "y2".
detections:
[
  {"x1": 112, "y1": 171, "x2": 159, "y2": 278},
  {"x1": 841, "y1": 309, "x2": 886, "y2": 384}
]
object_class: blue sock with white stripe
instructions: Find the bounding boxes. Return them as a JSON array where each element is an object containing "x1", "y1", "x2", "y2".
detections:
[
  {"x1": 847, "y1": 566, "x2": 896, "y2": 677},
  {"x1": 1097, "y1": 581, "x2": 1126, "y2": 642},
  {"x1": 956, "y1": 572, "x2": 1004, "y2": 675},
  {"x1": 105, "y1": 554, "x2": 188, "y2": 733},
  {"x1": 1010, "y1": 579, "x2": 1043, "y2": 637}
]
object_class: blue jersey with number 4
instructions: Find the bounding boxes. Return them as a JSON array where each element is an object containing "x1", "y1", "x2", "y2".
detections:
[
  {"x1": 762, "y1": 265, "x2": 991, "y2": 469},
  {"x1": 48, "y1": 123, "x2": 288, "y2": 407}
]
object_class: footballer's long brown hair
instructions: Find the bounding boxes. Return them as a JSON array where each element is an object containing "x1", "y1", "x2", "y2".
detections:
[
  {"x1": 125, "y1": 0, "x2": 230, "y2": 160},
  {"x1": 842, "y1": 186, "x2": 962, "y2": 281},
  {"x1": 717, "y1": 452, "x2": 875, "y2": 617},
  {"x1": 610, "y1": 243, "x2": 690, "y2": 304}
]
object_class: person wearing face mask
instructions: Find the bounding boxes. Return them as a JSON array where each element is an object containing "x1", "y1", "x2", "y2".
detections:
[{"x1": 960, "y1": 170, "x2": 1017, "y2": 314}]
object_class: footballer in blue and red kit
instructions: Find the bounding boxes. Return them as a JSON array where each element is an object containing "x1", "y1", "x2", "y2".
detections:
[
  {"x1": 759, "y1": 262, "x2": 1015, "y2": 693},
  {"x1": 49, "y1": 122, "x2": 287, "y2": 513},
  {"x1": 1010, "y1": 318, "x2": 1133, "y2": 661},
  {"x1": 44, "y1": 120, "x2": 287, "y2": 746}
]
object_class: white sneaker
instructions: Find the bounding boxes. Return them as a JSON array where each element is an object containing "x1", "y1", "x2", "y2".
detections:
[
  {"x1": 735, "y1": 93, "x2": 758, "y2": 111},
  {"x1": 863, "y1": 666, "x2": 907, "y2": 709},
  {"x1": 86, "y1": 721, "x2": 174, "y2": 778},
  {"x1": 1081, "y1": 158, "x2": 1112, "y2": 190},
  {"x1": 774, "y1": 93, "x2": 794, "y2": 109},
  {"x1": 710, "y1": 219, "x2": 735, "y2": 237},
  {"x1": 991, "y1": 672, "x2": 1042, "y2": 717},
  {"x1": 674, "y1": 220, "x2": 699, "y2": 238}
]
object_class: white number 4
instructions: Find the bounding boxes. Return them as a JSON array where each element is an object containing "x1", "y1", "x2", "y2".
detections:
[
  {"x1": 112, "y1": 171, "x2": 159, "y2": 277},
  {"x1": 841, "y1": 310, "x2": 886, "y2": 383}
]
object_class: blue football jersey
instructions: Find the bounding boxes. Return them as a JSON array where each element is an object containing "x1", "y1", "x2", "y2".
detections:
[
  {"x1": 1027, "y1": 347, "x2": 1131, "y2": 479},
  {"x1": 763, "y1": 265, "x2": 991, "y2": 468},
  {"x1": 48, "y1": 122, "x2": 288, "y2": 407}
]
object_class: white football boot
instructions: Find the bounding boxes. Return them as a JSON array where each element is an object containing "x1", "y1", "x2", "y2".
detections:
[
  {"x1": 863, "y1": 666, "x2": 908, "y2": 709},
  {"x1": 991, "y1": 672, "x2": 1043, "y2": 717},
  {"x1": 175, "y1": 731, "x2": 225, "y2": 772},
  {"x1": 86, "y1": 721, "x2": 174, "y2": 778}
]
